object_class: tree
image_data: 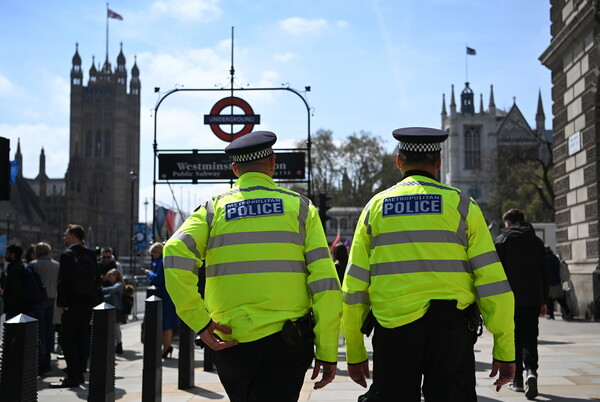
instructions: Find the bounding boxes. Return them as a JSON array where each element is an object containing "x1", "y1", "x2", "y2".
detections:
[
  {"x1": 339, "y1": 131, "x2": 386, "y2": 206},
  {"x1": 488, "y1": 131, "x2": 554, "y2": 222},
  {"x1": 307, "y1": 129, "x2": 341, "y2": 196}
]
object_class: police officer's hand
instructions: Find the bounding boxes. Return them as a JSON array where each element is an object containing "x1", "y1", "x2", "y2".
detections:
[
  {"x1": 311, "y1": 361, "x2": 336, "y2": 390},
  {"x1": 539, "y1": 304, "x2": 548, "y2": 317},
  {"x1": 199, "y1": 320, "x2": 238, "y2": 351},
  {"x1": 489, "y1": 360, "x2": 515, "y2": 391},
  {"x1": 347, "y1": 360, "x2": 370, "y2": 388}
]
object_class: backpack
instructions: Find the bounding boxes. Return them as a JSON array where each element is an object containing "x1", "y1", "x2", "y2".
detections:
[
  {"x1": 66, "y1": 247, "x2": 101, "y2": 298},
  {"x1": 24, "y1": 264, "x2": 48, "y2": 304},
  {"x1": 121, "y1": 291, "x2": 134, "y2": 323}
]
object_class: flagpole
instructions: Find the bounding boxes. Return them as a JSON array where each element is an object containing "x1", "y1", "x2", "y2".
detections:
[
  {"x1": 465, "y1": 43, "x2": 469, "y2": 83},
  {"x1": 106, "y1": 3, "x2": 109, "y2": 62}
]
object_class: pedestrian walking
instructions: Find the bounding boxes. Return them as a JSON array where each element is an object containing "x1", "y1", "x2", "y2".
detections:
[
  {"x1": 341, "y1": 127, "x2": 516, "y2": 401},
  {"x1": 163, "y1": 130, "x2": 342, "y2": 401},
  {"x1": 495, "y1": 209, "x2": 549, "y2": 399},
  {"x1": 102, "y1": 268, "x2": 125, "y2": 354}
]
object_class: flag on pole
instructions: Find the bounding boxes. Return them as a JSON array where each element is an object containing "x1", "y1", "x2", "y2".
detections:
[
  {"x1": 466, "y1": 46, "x2": 476, "y2": 55},
  {"x1": 108, "y1": 9, "x2": 123, "y2": 20}
]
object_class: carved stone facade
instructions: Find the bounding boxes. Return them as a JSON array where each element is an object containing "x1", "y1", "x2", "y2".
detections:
[
  {"x1": 440, "y1": 83, "x2": 549, "y2": 222},
  {"x1": 540, "y1": 0, "x2": 600, "y2": 318}
]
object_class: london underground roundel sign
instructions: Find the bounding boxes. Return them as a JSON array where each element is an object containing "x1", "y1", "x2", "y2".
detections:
[{"x1": 204, "y1": 96, "x2": 261, "y2": 142}]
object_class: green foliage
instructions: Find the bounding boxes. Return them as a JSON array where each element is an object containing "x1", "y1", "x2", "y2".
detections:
[
  {"x1": 305, "y1": 129, "x2": 394, "y2": 206},
  {"x1": 488, "y1": 144, "x2": 554, "y2": 223}
]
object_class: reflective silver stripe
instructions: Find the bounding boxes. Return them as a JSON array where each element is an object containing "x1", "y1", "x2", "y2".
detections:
[
  {"x1": 456, "y1": 193, "x2": 470, "y2": 247},
  {"x1": 470, "y1": 251, "x2": 500, "y2": 272},
  {"x1": 347, "y1": 263, "x2": 371, "y2": 283},
  {"x1": 476, "y1": 279, "x2": 512, "y2": 299},
  {"x1": 343, "y1": 291, "x2": 370, "y2": 305},
  {"x1": 205, "y1": 200, "x2": 215, "y2": 228},
  {"x1": 207, "y1": 231, "x2": 303, "y2": 250},
  {"x1": 298, "y1": 196, "x2": 309, "y2": 242},
  {"x1": 206, "y1": 260, "x2": 307, "y2": 277},
  {"x1": 309, "y1": 278, "x2": 340, "y2": 295},
  {"x1": 164, "y1": 255, "x2": 197, "y2": 272},
  {"x1": 306, "y1": 247, "x2": 330, "y2": 265},
  {"x1": 371, "y1": 259, "x2": 470, "y2": 275},
  {"x1": 372, "y1": 230, "x2": 460, "y2": 249},
  {"x1": 171, "y1": 230, "x2": 202, "y2": 260}
]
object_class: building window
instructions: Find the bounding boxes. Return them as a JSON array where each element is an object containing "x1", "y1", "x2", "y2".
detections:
[
  {"x1": 464, "y1": 126, "x2": 481, "y2": 170},
  {"x1": 104, "y1": 130, "x2": 111, "y2": 157},
  {"x1": 95, "y1": 131, "x2": 102, "y2": 156},
  {"x1": 86, "y1": 130, "x2": 93, "y2": 157}
]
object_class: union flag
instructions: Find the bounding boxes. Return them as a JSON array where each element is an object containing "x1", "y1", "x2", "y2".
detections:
[{"x1": 108, "y1": 9, "x2": 123, "y2": 20}]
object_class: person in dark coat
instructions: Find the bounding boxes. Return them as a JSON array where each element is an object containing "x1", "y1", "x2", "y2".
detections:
[
  {"x1": 3, "y1": 244, "x2": 32, "y2": 319},
  {"x1": 144, "y1": 242, "x2": 179, "y2": 359},
  {"x1": 545, "y1": 246, "x2": 572, "y2": 320},
  {"x1": 495, "y1": 209, "x2": 548, "y2": 400},
  {"x1": 51, "y1": 224, "x2": 102, "y2": 388}
]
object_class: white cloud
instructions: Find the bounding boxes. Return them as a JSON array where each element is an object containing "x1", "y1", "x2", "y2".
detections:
[
  {"x1": 0, "y1": 73, "x2": 16, "y2": 96},
  {"x1": 279, "y1": 17, "x2": 328, "y2": 35},
  {"x1": 149, "y1": 0, "x2": 223, "y2": 23},
  {"x1": 274, "y1": 51, "x2": 299, "y2": 63},
  {"x1": 336, "y1": 20, "x2": 349, "y2": 29},
  {"x1": 0, "y1": 123, "x2": 69, "y2": 178}
]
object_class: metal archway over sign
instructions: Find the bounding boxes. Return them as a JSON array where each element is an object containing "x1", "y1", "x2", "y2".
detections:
[{"x1": 152, "y1": 86, "x2": 313, "y2": 237}]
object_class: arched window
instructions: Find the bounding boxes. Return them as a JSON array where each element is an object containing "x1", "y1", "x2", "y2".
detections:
[{"x1": 464, "y1": 126, "x2": 481, "y2": 170}]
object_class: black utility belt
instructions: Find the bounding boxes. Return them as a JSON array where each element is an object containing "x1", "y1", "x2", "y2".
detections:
[{"x1": 281, "y1": 312, "x2": 315, "y2": 347}]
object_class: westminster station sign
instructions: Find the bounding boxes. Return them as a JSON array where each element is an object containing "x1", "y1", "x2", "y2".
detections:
[{"x1": 159, "y1": 152, "x2": 306, "y2": 182}]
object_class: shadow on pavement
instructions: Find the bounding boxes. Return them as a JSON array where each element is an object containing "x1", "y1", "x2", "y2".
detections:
[{"x1": 179, "y1": 385, "x2": 226, "y2": 399}]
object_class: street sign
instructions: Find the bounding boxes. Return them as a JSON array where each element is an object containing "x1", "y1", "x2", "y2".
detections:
[
  {"x1": 158, "y1": 152, "x2": 306, "y2": 181},
  {"x1": 204, "y1": 96, "x2": 261, "y2": 142}
]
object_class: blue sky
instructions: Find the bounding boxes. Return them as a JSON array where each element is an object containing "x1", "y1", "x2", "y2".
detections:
[{"x1": 0, "y1": 0, "x2": 552, "y2": 217}]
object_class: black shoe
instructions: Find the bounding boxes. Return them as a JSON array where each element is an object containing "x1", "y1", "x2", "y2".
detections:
[
  {"x1": 115, "y1": 342, "x2": 123, "y2": 355},
  {"x1": 525, "y1": 370, "x2": 538, "y2": 399},
  {"x1": 49, "y1": 377, "x2": 82, "y2": 388},
  {"x1": 161, "y1": 346, "x2": 173, "y2": 359}
]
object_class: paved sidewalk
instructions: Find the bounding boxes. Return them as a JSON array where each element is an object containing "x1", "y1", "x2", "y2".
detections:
[{"x1": 33, "y1": 316, "x2": 600, "y2": 401}]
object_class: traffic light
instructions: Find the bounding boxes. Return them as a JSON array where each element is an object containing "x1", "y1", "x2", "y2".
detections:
[
  {"x1": 0, "y1": 137, "x2": 9, "y2": 201},
  {"x1": 318, "y1": 193, "x2": 332, "y2": 229}
]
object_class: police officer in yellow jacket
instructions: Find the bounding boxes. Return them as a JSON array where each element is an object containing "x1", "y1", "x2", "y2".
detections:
[
  {"x1": 342, "y1": 127, "x2": 516, "y2": 401},
  {"x1": 163, "y1": 131, "x2": 342, "y2": 402}
]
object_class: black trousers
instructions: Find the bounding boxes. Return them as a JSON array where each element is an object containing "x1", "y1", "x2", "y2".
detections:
[
  {"x1": 514, "y1": 306, "x2": 540, "y2": 377},
  {"x1": 359, "y1": 301, "x2": 471, "y2": 402},
  {"x1": 59, "y1": 306, "x2": 92, "y2": 381},
  {"x1": 210, "y1": 331, "x2": 314, "y2": 402}
]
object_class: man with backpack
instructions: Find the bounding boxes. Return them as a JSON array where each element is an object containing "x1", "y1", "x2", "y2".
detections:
[{"x1": 51, "y1": 224, "x2": 102, "y2": 388}]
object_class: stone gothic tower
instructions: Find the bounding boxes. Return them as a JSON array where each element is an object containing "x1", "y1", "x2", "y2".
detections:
[
  {"x1": 66, "y1": 43, "x2": 140, "y2": 255},
  {"x1": 440, "y1": 83, "x2": 547, "y2": 221}
]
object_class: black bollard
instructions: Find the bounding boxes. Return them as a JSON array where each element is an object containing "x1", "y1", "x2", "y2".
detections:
[
  {"x1": 146, "y1": 285, "x2": 159, "y2": 298},
  {"x1": 88, "y1": 302, "x2": 116, "y2": 402},
  {"x1": 142, "y1": 295, "x2": 162, "y2": 402},
  {"x1": 178, "y1": 320, "x2": 195, "y2": 389},
  {"x1": 0, "y1": 314, "x2": 39, "y2": 401}
]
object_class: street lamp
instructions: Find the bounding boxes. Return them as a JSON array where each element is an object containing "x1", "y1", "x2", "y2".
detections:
[{"x1": 129, "y1": 170, "x2": 137, "y2": 279}]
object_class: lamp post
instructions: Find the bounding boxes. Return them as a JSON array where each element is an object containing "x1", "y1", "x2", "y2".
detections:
[{"x1": 129, "y1": 170, "x2": 137, "y2": 278}]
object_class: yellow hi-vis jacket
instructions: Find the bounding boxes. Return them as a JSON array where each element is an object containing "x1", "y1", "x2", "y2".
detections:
[
  {"x1": 163, "y1": 172, "x2": 343, "y2": 363},
  {"x1": 341, "y1": 174, "x2": 515, "y2": 364}
]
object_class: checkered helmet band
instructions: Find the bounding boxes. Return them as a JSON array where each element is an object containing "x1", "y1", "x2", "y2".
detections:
[
  {"x1": 397, "y1": 141, "x2": 442, "y2": 153},
  {"x1": 232, "y1": 147, "x2": 274, "y2": 163}
]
